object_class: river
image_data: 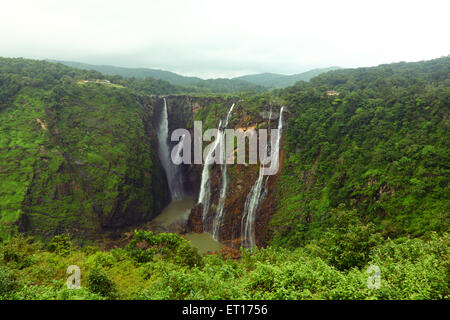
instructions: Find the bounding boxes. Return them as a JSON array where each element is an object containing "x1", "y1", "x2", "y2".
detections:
[{"x1": 151, "y1": 196, "x2": 224, "y2": 254}]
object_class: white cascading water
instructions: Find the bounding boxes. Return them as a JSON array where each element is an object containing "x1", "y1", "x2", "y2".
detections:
[
  {"x1": 157, "y1": 98, "x2": 184, "y2": 200},
  {"x1": 260, "y1": 108, "x2": 273, "y2": 203},
  {"x1": 241, "y1": 107, "x2": 284, "y2": 248},
  {"x1": 212, "y1": 103, "x2": 236, "y2": 239},
  {"x1": 198, "y1": 103, "x2": 235, "y2": 231}
]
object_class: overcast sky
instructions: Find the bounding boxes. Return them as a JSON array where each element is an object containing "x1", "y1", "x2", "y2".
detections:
[{"x1": 0, "y1": 0, "x2": 448, "y2": 78}]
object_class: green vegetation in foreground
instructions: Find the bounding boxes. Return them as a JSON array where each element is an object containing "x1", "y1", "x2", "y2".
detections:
[{"x1": 0, "y1": 226, "x2": 448, "y2": 300}]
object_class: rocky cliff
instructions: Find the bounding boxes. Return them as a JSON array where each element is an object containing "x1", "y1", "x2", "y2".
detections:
[
  {"x1": 163, "y1": 95, "x2": 287, "y2": 248},
  {"x1": 1, "y1": 83, "x2": 172, "y2": 241}
]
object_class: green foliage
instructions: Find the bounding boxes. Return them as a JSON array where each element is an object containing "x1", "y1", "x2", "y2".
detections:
[
  {"x1": 272, "y1": 56, "x2": 450, "y2": 247},
  {"x1": 1, "y1": 234, "x2": 39, "y2": 269},
  {"x1": 319, "y1": 209, "x2": 383, "y2": 270},
  {"x1": 87, "y1": 267, "x2": 117, "y2": 299},
  {"x1": 7, "y1": 284, "x2": 104, "y2": 300},
  {"x1": 0, "y1": 57, "x2": 171, "y2": 239},
  {"x1": 55, "y1": 287, "x2": 105, "y2": 300},
  {"x1": 368, "y1": 233, "x2": 449, "y2": 299},
  {"x1": 125, "y1": 231, "x2": 203, "y2": 267},
  {"x1": 0, "y1": 232, "x2": 447, "y2": 300},
  {"x1": 175, "y1": 241, "x2": 205, "y2": 268},
  {"x1": 46, "y1": 234, "x2": 72, "y2": 256},
  {"x1": 0, "y1": 266, "x2": 16, "y2": 297}
]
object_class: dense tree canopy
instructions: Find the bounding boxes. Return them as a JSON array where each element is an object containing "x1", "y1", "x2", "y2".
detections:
[{"x1": 271, "y1": 56, "x2": 449, "y2": 247}]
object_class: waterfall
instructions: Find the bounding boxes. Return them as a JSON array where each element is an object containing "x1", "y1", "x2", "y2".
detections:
[
  {"x1": 260, "y1": 108, "x2": 273, "y2": 202},
  {"x1": 198, "y1": 103, "x2": 235, "y2": 231},
  {"x1": 241, "y1": 106, "x2": 284, "y2": 248},
  {"x1": 212, "y1": 103, "x2": 236, "y2": 239},
  {"x1": 157, "y1": 98, "x2": 184, "y2": 201}
]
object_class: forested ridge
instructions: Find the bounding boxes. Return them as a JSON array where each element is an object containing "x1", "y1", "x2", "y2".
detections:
[
  {"x1": 233, "y1": 66, "x2": 341, "y2": 88},
  {"x1": 0, "y1": 57, "x2": 176, "y2": 240},
  {"x1": 0, "y1": 56, "x2": 448, "y2": 300},
  {"x1": 49, "y1": 59, "x2": 267, "y2": 94},
  {"x1": 271, "y1": 56, "x2": 449, "y2": 247}
]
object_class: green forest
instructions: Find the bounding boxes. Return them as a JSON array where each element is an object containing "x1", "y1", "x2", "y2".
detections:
[{"x1": 0, "y1": 56, "x2": 448, "y2": 300}]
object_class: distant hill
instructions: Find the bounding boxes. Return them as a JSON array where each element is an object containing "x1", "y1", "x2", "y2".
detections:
[
  {"x1": 234, "y1": 66, "x2": 341, "y2": 88},
  {"x1": 47, "y1": 60, "x2": 203, "y2": 86},
  {"x1": 48, "y1": 60, "x2": 340, "y2": 91},
  {"x1": 48, "y1": 60, "x2": 266, "y2": 93}
]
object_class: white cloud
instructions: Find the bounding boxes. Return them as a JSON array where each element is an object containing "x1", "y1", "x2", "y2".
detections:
[{"x1": 0, "y1": 0, "x2": 448, "y2": 78}]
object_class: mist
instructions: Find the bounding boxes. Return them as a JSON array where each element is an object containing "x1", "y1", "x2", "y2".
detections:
[{"x1": 0, "y1": 0, "x2": 448, "y2": 78}]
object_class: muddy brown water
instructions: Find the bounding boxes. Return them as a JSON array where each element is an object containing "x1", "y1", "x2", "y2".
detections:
[{"x1": 152, "y1": 196, "x2": 224, "y2": 254}]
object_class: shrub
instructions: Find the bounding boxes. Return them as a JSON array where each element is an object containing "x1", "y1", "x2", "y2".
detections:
[
  {"x1": 86, "y1": 251, "x2": 116, "y2": 269},
  {"x1": 126, "y1": 231, "x2": 202, "y2": 267},
  {"x1": 87, "y1": 267, "x2": 117, "y2": 298},
  {"x1": 56, "y1": 287, "x2": 105, "y2": 300},
  {"x1": 0, "y1": 266, "x2": 16, "y2": 297},
  {"x1": 46, "y1": 234, "x2": 73, "y2": 256},
  {"x1": 9, "y1": 285, "x2": 59, "y2": 300},
  {"x1": 321, "y1": 209, "x2": 383, "y2": 270},
  {"x1": 1, "y1": 234, "x2": 39, "y2": 269},
  {"x1": 368, "y1": 233, "x2": 449, "y2": 299},
  {"x1": 175, "y1": 242, "x2": 204, "y2": 268}
]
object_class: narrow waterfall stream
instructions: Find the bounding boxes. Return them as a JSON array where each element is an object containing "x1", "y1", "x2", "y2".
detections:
[
  {"x1": 197, "y1": 119, "x2": 222, "y2": 222},
  {"x1": 212, "y1": 103, "x2": 236, "y2": 239},
  {"x1": 157, "y1": 98, "x2": 184, "y2": 200},
  {"x1": 241, "y1": 107, "x2": 284, "y2": 248},
  {"x1": 198, "y1": 103, "x2": 235, "y2": 233}
]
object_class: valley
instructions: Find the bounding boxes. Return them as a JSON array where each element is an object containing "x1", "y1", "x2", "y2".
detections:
[{"x1": 0, "y1": 56, "x2": 448, "y2": 300}]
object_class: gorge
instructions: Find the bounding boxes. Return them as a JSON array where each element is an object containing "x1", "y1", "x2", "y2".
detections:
[
  {"x1": 0, "y1": 56, "x2": 448, "y2": 258},
  {"x1": 0, "y1": 56, "x2": 448, "y2": 300},
  {"x1": 153, "y1": 97, "x2": 284, "y2": 252}
]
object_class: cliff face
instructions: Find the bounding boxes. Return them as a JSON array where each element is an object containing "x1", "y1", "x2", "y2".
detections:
[
  {"x1": 161, "y1": 95, "x2": 242, "y2": 198},
  {"x1": 163, "y1": 95, "x2": 286, "y2": 248},
  {"x1": 1, "y1": 85, "x2": 171, "y2": 240},
  {"x1": 186, "y1": 140, "x2": 285, "y2": 248}
]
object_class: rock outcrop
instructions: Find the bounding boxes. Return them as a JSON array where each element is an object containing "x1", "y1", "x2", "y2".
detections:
[{"x1": 178, "y1": 98, "x2": 287, "y2": 248}]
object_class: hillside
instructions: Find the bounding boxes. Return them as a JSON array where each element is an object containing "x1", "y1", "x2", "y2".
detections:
[
  {"x1": 50, "y1": 60, "x2": 266, "y2": 94},
  {"x1": 0, "y1": 58, "x2": 174, "y2": 240},
  {"x1": 48, "y1": 60, "x2": 203, "y2": 87},
  {"x1": 234, "y1": 67, "x2": 341, "y2": 88},
  {"x1": 271, "y1": 56, "x2": 450, "y2": 247}
]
